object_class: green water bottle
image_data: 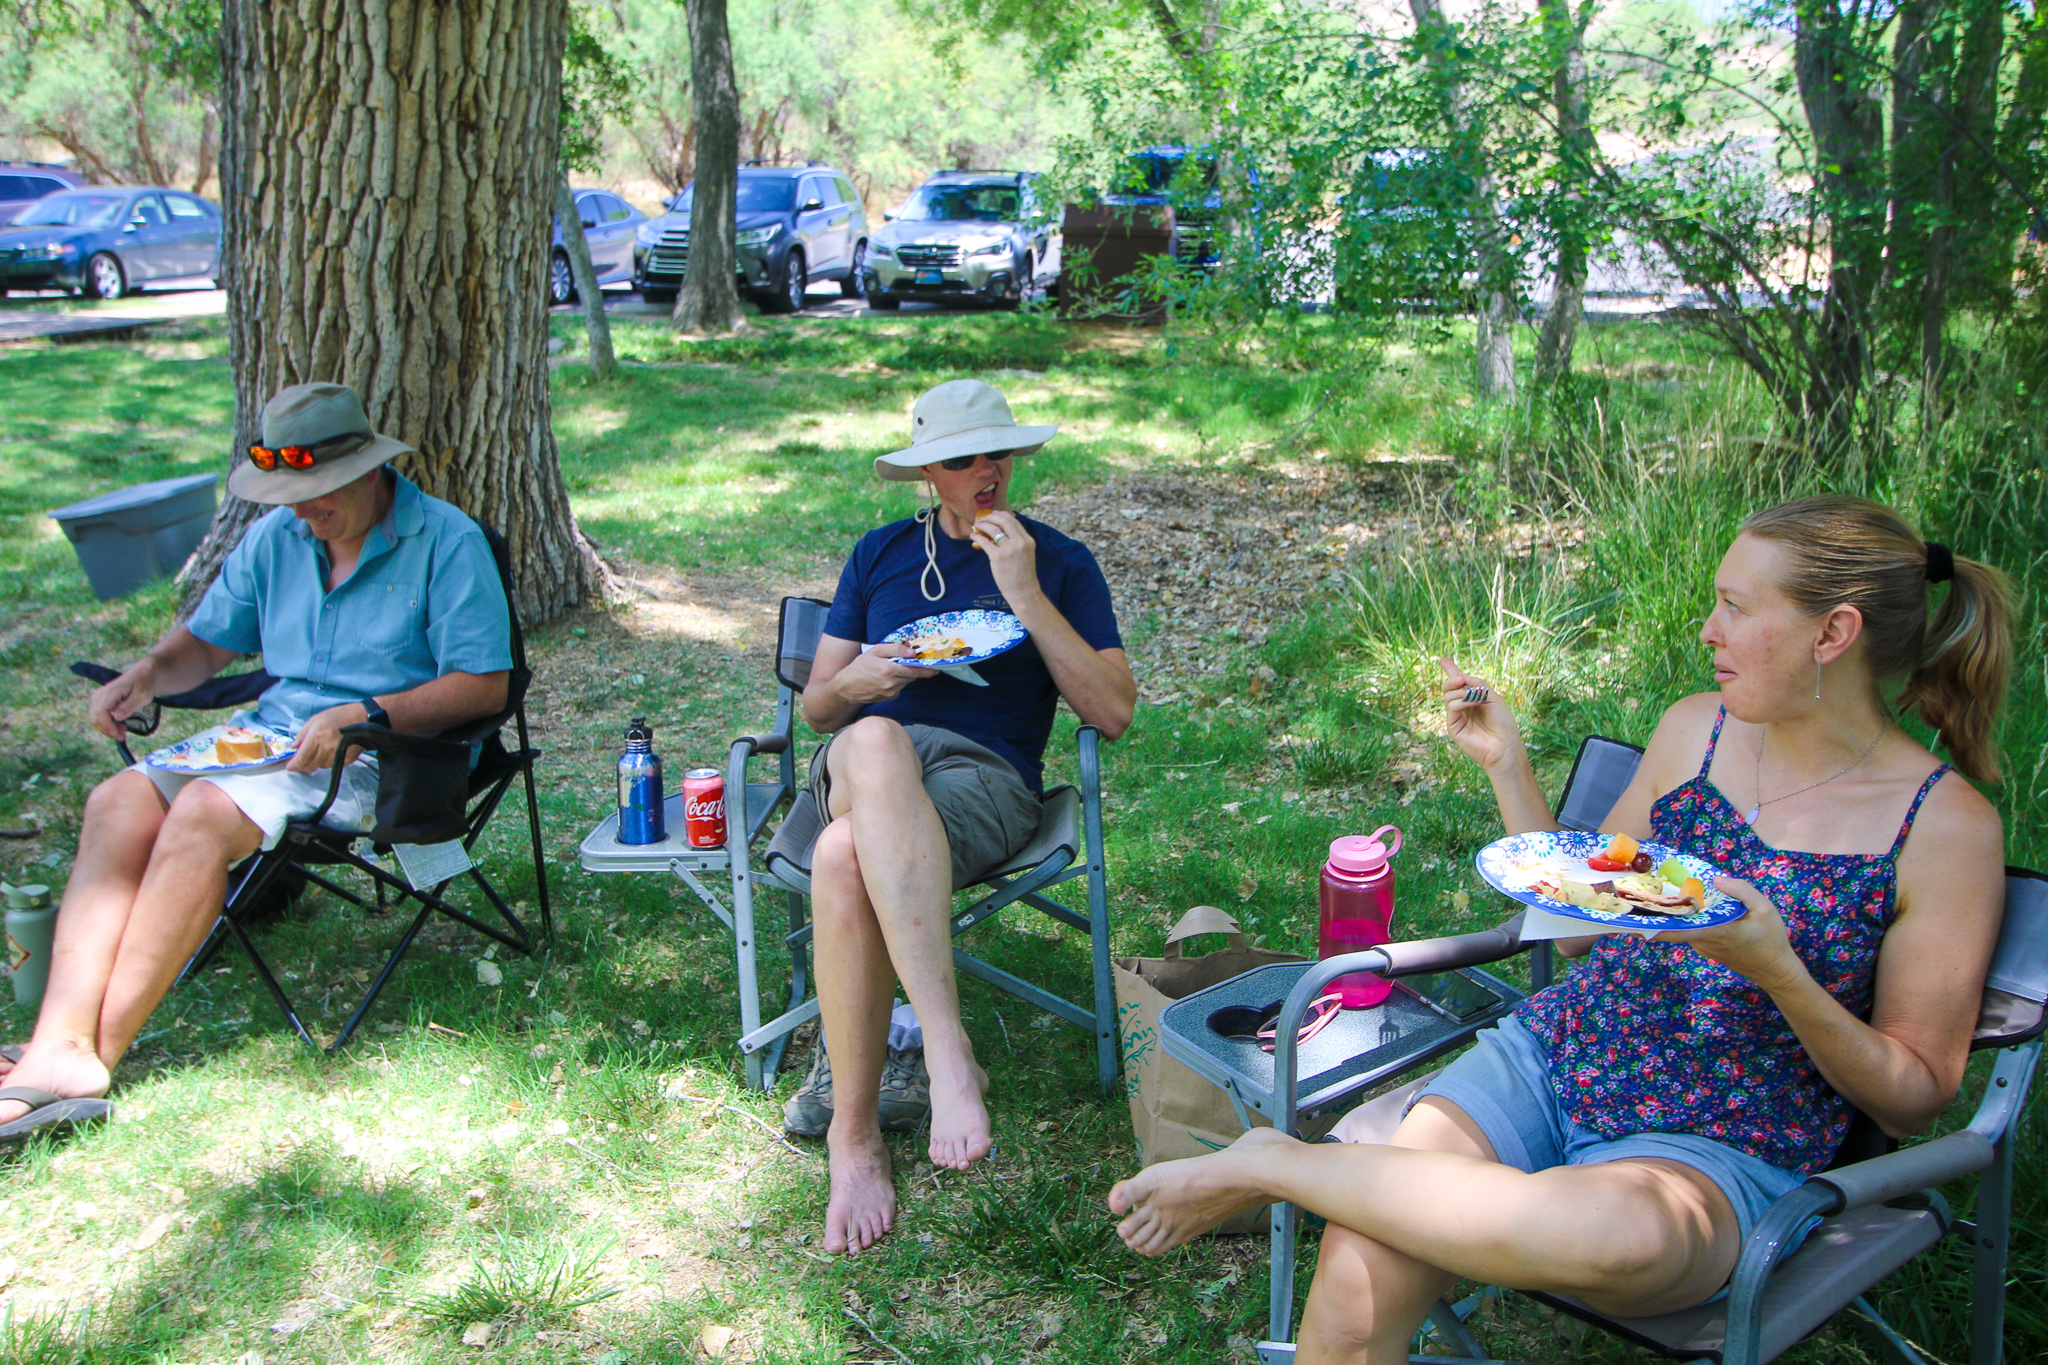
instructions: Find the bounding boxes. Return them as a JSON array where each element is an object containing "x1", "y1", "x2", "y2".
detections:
[{"x1": 4, "y1": 883, "x2": 56, "y2": 1008}]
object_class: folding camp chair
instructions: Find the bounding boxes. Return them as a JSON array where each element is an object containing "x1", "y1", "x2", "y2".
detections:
[
  {"x1": 1156, "y1": 736, "x2": 2044, "y2": 1365},
  {"x1": 73, "y1": 525, "x2": 552, "y2": 1050},
  {"x1": 579, "y1": 595, "x2": 1117, "y2": 1094}
]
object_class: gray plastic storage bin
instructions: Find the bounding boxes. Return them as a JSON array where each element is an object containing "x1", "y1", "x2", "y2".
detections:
[{"x1": 48, "y1": 472, "x2": 219, "y2": 600}]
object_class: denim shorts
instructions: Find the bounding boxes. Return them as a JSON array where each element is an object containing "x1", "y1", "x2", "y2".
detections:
[{"x1": 1413, "y1": 1016, "x2": 1809, "y2": 1257}]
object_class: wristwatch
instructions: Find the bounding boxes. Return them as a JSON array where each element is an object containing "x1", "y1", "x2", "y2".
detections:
[{"x1": 361, "y1": 698, "x2": 391, "y2": 729}]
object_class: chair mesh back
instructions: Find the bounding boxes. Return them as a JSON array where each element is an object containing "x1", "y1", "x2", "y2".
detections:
[
  {"x1": 1976, "y1": 868, "x2": 2048, "y2": 1049},
  {"x1": 1556, "y1": 735, "x2": 1644, "y2": 832},
  {"x1": 776, "y1": 597, "x2": 831, "y2": 694}
]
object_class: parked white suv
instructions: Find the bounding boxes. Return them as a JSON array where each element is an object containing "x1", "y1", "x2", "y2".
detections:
[{"x1": 864, "y1": 171, "x2": 1055, "y2": 310}]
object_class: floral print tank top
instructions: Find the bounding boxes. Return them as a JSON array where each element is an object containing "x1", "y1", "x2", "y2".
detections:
[{"x1": 1514, "y1": 709, "x2": 1950, "y2": 1174}]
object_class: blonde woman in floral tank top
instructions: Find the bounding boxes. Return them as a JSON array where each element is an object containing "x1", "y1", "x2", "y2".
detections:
[{"x1": 1106, "y1": 497, "x2": 2015, "y2": 1364}]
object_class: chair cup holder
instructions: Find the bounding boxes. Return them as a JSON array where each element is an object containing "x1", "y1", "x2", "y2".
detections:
[{"x1": 1208, "y1": 1001, "x2": 1284, "y2": 1044}]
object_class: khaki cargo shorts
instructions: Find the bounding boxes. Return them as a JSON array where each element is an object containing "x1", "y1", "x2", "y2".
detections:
[{"x1": 808, "y1": 722, "x2": 1042, "y2": 890}]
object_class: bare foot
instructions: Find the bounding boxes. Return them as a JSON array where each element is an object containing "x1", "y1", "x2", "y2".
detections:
[
  {"x1": 0, "y1": 1037, "x2": 111, "y2": 1124},
  {"x1": 823, "y1": 1124, "x2": 896, "y2": 1253},
  {"x1": 1108, "y1": 1126, "x2": 1294, "y2": 1256},
  {"x1": 925, "y1": 1049, "x2": 990, "y2": 1171}
]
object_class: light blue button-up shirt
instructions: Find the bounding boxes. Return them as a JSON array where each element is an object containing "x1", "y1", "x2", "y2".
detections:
[{"x1": 187, "y1": 471, "x2": 514, "y2": 735}]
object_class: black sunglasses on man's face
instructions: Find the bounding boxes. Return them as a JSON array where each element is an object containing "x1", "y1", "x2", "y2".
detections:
[{"x1": 935, "y1": 450, "x2": 1015, "y2": 473}]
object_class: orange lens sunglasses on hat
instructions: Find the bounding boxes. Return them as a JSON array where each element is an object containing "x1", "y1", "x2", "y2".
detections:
[{"x1": 246, "y1": 431, "x2": 367, "y2": 471}]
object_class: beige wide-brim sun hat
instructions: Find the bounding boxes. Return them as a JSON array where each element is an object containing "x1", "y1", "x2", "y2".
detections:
[
  {"x1": 228, "y1": 382, "x2": 415, "y2": 504},
  {"x1": 873, "y1": 379, "x2": 1057, "y2": 482}
]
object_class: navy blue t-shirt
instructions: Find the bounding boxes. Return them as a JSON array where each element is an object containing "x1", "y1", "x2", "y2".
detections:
[{"x1": 822, "y1": 514, "x2": 1123, "y2": 792}]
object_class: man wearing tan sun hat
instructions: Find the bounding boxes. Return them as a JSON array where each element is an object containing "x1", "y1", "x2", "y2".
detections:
[
  {"x1": 0, "y1": 382, "x2": 513, "y2": 1142},
  {"x1": 788, "y1": 378, "x2": 1137, "y2": 1255}
]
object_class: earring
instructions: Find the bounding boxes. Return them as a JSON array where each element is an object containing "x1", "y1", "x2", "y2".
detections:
[{"x1": 1814, "y1": 661, "x2": 1823, "y2": 702}]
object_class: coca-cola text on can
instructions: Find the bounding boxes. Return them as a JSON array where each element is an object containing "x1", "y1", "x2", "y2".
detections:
[{"x1": 683, "y1": 768, "x2": 727, "y2": 848}]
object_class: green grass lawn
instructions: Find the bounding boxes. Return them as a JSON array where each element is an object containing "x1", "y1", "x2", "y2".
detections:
[{"x1": 0, "y1": 306, "x2": 2040, "y2": 1363}]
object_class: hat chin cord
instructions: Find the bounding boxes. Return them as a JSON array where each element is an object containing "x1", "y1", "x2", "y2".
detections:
[{"x1": 916, "y1": 485, "x2": 946, "y2": 602}]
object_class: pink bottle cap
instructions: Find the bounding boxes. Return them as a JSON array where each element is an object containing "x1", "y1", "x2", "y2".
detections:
[{"x1": 1328, "y1": 825, "x2": 1403, "y2": 873}]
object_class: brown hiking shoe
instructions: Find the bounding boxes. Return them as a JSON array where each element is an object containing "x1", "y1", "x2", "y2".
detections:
[
  {"x1": 782, "y1": 1044, "x2": 833, "y2": 1138},
  {"x1": 781, "y1": 1043, "x2": 931, "y2": 1137},
  {"x1": 877, "y1": 1045, "x2": 931, "y2": 1134}
]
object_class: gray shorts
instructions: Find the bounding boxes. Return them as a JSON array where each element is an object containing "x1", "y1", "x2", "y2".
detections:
[{"x1": 808, "y1": 722, "x2": 1041, "y2": 890}]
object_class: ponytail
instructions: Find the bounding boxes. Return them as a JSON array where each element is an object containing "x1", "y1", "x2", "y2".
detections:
[
  {"x1": 1740, "y1": 496, "x2": 2017, "y2": 784},
  {"x1": 1896, "y1": 555, "x2": 2016, "y2": 783}
]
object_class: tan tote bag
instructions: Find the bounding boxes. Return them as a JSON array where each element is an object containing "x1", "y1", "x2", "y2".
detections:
[{"x1": 1114, "y1": 905, "x2": 1310, "y2": 1233}]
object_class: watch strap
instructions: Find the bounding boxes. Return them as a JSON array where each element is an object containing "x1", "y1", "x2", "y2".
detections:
[{"x1": 362, "y1": 699, "x2": 391, "y2": 728}]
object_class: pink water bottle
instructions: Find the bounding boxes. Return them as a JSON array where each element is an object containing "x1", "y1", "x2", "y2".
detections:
[{"x1": 1318, "y1": 826, "x2": 1403, "y2": 1008}]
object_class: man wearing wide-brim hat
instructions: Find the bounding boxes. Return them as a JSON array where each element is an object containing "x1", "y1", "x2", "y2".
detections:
[
  {"x1": 792, "y1": 378, "x2": 1137, "y2": 1253},
  {"x1": 0, "y1": 383, "x2": 514, "y2": 1140}
]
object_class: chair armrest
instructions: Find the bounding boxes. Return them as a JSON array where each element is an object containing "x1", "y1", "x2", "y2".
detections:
[
  {"x1": 321, "y1": 722, "x2": 476, "y2": 843},
  {"x1": 1807, "y1": 1129, "x2": 1995, "y2": 1212},
  {"x1": 71, "y1": 660, "x2": 275, "y2": 712},
  {"x1": 1377, "y1": 914, "x2": 1527, "y2": 977},
  {"x1": 734, "y1": 732, "x2": 789, "y2": 756}
]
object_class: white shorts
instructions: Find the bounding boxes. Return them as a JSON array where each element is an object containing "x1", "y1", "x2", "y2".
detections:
[{"x1": 135, "y1": 756, "x2": 380, "y2": 852}]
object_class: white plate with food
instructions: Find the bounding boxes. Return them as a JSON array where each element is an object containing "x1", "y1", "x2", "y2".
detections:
[
  {"x1": 876, "y1": 610, "x2": 1027, "y2": 686},
  {"x1": 146, "y1": 724, "x2": 297, "y2": 775},
  {"x1": 1474, "y1": 830, "x2": 1744, "y2": 935}
]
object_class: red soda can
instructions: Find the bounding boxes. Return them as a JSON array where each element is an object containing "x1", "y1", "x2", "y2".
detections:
[{"x1": 682, "y1": 768, "x2": 727, "y2": 849}]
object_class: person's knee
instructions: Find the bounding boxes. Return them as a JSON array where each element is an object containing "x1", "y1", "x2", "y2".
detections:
[
  {"x1": 1304, "y1": 1224, "x2": 1413, "y2": 1348},
  {"x1": 1539, "y1": 1165, "x2": 1705, "y2": 1289},
  {"x1": 831, "y1": 717, "x2": 919, "y2": 790},
  {"x1": 159, "y1": 783, "x2": 260, "y2": 862},
  {"x1": 812, "y1": 820, "x2": 861, "y2": 890},
  {"x1": 82, "y1": 771, "x2": 164, "y2": 830}
]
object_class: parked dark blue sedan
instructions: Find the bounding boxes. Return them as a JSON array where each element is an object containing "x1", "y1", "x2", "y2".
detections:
[{"x1": 0, "y1": 186, "x2": 221, "y2": 298}]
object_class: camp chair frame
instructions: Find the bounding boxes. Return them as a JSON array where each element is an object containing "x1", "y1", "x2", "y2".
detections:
[
  {"x1": 73, "y1": 524, "x2": 552, "y2": 1051},
  {"x1": 580, "y1": 595, "x2": 1117, "y2": 1094},
  {"x1": 1157, "y1": 735, "x2": 2042, "y2": 1365}
]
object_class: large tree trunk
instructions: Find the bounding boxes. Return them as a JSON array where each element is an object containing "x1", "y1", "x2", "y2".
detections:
[
  {"x1": 672, "y1": 0, "x2": 746, "y2": 334},
  {"x1": 184, "y1": 0, "x2": 613, "y2": 626},
  {"x1": 1408, "y1": 0, "x2": 1518, "y2": 402},
  {"x1": 555, "y1": 175, "x2": 618, "y2": 381},
  {"x1": 1794, "y1": 2, "x2": 1886, "y2": 451},
  {"x1": 1535, "y1": 0, "x2": 1590, "y2": 384}
]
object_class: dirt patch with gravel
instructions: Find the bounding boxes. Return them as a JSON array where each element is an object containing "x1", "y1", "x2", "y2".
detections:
[{"x1": 590, "y1": 456, "x2": 1470, "y2": 692}]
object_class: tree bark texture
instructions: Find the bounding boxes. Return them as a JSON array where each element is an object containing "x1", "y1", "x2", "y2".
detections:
[
  {"x1": 185, "y1": 0, "x2": 610, "y2": 626},
  {"x1": 1793, "y1": 0, "x2": 1886, "y2": 449},
  {"x1": 1535, "y1": 0, "x2": 1590, "y2": 383},
  {"x1": 556, "y1": 175, "x2": 618, "y2": 380},
  {"x1": 1408, "y1": 0, "x2": 1517, "y2": 402},
  {"x1": 672, "y1": 0, "x2": 746, "y2": 334}
]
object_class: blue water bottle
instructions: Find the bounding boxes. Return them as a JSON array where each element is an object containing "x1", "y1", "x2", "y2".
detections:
[{"x1": 617, "y1": 717, "x2": 666, "y2": 845}]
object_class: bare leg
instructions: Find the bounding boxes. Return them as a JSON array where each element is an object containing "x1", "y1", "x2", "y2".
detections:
[
  {"x1": 1295, "y1": 1100, "x2": 1494, "y2": 1365},
  {"x1": 1108, "y1": 1100, "x2": 1742, "y2": 1332},
  {"x1": 811, "y1": 817, "x2": 898, "y2": 1253},
  {"x1": 822, "y1": 719, "x2": 989, "y2": 1171},
  {"x1": 0, "y1": 775, "x2": 258, "y2": 1123}
]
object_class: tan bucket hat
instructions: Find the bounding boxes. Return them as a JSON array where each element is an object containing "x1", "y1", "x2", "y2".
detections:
[
  {"x1": 228, "y1": 382, "x2": 414, "y2": 504},
  {"x1": 873, "y1": 379, "x2": 1057, "y2": 482}
]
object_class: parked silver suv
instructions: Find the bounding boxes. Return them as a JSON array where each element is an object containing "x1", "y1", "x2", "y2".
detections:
[{"x1": 865, "y1": 171, "x2": 1054, "y2": 310}]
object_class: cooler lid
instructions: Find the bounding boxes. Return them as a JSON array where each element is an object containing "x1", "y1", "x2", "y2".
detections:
[{"x1": 48, "y1": 472, "x2": 219, "y2": 523}]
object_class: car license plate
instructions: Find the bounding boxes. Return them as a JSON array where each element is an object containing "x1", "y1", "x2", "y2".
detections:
[{"x1": 915, "y1": 268, "x2": 943, "y2": 286}]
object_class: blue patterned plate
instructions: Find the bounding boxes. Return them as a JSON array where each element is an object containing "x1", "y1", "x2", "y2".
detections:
[
  {"x1": 1474, "y1": 830, "x2": 1744, "y2": 930},
  {"x1": 881, "y1": 609, "x2": 1028, "y2": 668},
  {"x1": 146, "y1": 724, "x2": 297, "y2": 775}
]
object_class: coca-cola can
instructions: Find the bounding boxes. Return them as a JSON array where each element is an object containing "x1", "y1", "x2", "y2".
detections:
[{"x1": 682, "y1": 768, "x2": 727, "y2": 849}]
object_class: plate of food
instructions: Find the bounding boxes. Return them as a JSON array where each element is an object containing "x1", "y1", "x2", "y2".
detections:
[
  {"x1": 1474, "y1": 830, "x2": 1745, "y2": 933},
  {"x1": 880, "y1": 610, "x2": 1028, "y2": 670},
  {"x1": 146, "y1": 723, "x2": 297, "y2": 775}
]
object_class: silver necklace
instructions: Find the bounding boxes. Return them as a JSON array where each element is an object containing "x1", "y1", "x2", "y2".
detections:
[{"x1": 1746, "y1": 724, "x2": 1884, "y2": 825}]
